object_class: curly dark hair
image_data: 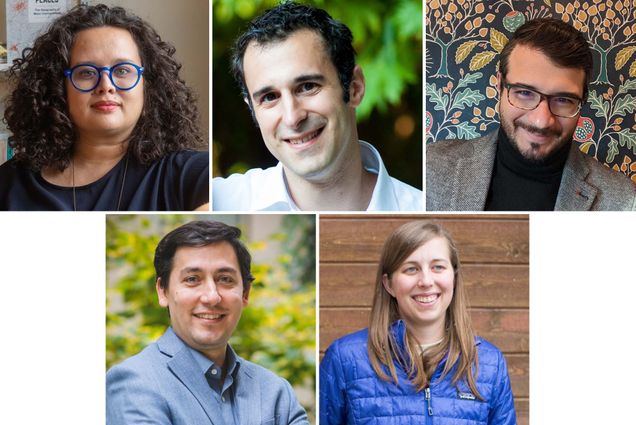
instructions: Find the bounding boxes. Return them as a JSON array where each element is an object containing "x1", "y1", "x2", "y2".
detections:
[
  {"x1": 231, "y1": 1, "x2": 356, "y2": 105},
  {"x1": 4, "y1": 3, "x2": 204, "y2": 172}
]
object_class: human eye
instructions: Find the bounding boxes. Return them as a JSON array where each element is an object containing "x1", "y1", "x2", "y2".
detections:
[
  {"x1": 113, "y1": 64, "x2": 134, "y2": 77},
  {"x1": 183, "y1": 275, "x2": 200, "y2": 285},
  {"x1": 512, "y1": 87, "x2": 536, "y2": 99},
  {"x1": 74, "y1": 66, "x2": 97, "y2": 80},
  {"x1": 297, "y1": 81, "x2": 320, "y2": 94},
  {"x1": 402, "y1": 265, "x2": 418, "y2": 274},
  {"x1": 553, "y1": 96, "x2": 576, "y2": 105},
  {"x1": 258, "y1": 91, "x2": 279, "y2": 105},
  {"x1": 216, "y1": 274, "x2": 236, "y2": 285}
]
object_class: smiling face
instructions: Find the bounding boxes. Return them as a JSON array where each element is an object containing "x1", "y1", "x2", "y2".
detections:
[
  {"x1": 156, "y1": 242, "x2": 249, "y2": 363},
  {"x1": 498, "y1": 44, "x2": 585, "y2": 161},
  {"x1": 242, "y1": 29, "x2": 364, "y2": 182},
  {"x1": 383, "y1": 237, "x2": 455, "y2": 343},
  {"x1": 66, "y1": 26, "x2": 144, "y2": 144}
]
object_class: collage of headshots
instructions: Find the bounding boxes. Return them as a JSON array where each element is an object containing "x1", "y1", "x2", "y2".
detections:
[{"x1": 0, "y1": 1, "x2": 634, "y2": 425}]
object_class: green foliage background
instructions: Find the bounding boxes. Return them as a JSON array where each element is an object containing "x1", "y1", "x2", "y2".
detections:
[
  {"x1": 106, "y1": 214, "x2": 316, "y2": 415},
  {"x1": 213, "y1": 0, "x2": 423, "y2": 188}
]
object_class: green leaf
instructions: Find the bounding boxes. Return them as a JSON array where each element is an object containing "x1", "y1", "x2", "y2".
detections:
[
  {"x1": 613, "y1": 94, "x2": 636, "y2": 117},
  {"x1": 587, "y1": 90, "x2": 609, "y2": 119},
  {"x1": 606, "y1": 137, "x2": 619, "y2": 163},
  {"x1": 455, "y1": 121, "x2": 481, "y2": 139},
  {"x1": 617, "y1": 129, "x2": 636, "y2": 155},
  {"x1": 456, "y1": 72, "x2": 483, "y2": 89},
  {"x1": 450, "y1": 88, "x2": 486, "y2": 111},
  {"x1": 426, "y1": 83, "x2": 449, "y2": 111}
]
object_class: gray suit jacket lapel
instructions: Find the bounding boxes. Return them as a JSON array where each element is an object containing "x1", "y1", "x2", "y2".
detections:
[
  {"x1": 451, "y1": 131, "x2": 497, "y2": 210},
  {"x1": 555, "y1": 144, "x2": 597, "y2": 210},
  {"x1": 158, "y1": 328, "x2": 217, "y2": 424}
]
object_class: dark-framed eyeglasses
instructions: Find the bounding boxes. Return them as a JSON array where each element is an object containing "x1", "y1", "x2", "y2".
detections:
[
  {"x1": 64, "y1": 62, "x2": 144, "y2": 92},
  {"x1": 502, "y1": 81, "x2": 582, "y2": 118}
]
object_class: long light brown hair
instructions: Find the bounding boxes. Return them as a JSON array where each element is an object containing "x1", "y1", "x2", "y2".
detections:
[{"x1": 367, "y1": 221, "x2": 482, "y2": 398}]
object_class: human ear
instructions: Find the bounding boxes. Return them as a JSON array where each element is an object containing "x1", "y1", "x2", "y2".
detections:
[
  {"x1": 242, "y1": 286, "x2": 250, "y2": 306},
  {"x1": 156, "y1": 278, "x2": 169, "y2": 308},
  {"x1": 348, "y1": 65, "x2": 365, "y2": 107},
  {"x1": 382, "y1": 274, "x2": 395, "y2": 297},
  {"x1": 496, "y1": 71, "x2": 503, "y2": 95}
]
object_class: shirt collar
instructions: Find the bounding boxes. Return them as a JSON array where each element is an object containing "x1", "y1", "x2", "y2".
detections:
[
  {"x1": 254, "y1": 140, "x2": 398, "y2": 211},
  {"x1": 186, "y1": 343, "x2": 240, "y2": 377}
]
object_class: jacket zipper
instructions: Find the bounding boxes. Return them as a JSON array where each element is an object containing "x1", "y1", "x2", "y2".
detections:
[{"x1": 425, "y1": 387, "x2": 433, "y2": 416}]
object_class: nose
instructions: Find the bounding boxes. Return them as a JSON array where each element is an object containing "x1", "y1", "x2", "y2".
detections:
[
  {"x1": 200, "y1": 280, "x2": 221, "y2": 305},
  {"x1": 527, "y1": 97, "x2": 556, "y2": 128},
  {"x1": 417, "y1": 269, "x2": 434, "y2": 287},
  {"x1": 94, "y1": 70, "x2": 116, "y2": 94},
  {"x1": 281, "y1": 93, "x2": 307, "y2": 129}
]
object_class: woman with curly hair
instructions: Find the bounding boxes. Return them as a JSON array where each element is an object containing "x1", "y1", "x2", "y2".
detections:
[
  {"x1": 0, "y1": 4, "x2": 208, "y2": 211},
  {"x1": 320, "y1": 221, "x2": 517, "y2": 424}
]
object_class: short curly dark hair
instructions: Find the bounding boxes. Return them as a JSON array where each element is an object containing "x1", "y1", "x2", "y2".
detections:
[
  {"x1": 231, "y1": 1, "x2": 356, "y2": 105},
  {"x1": 4, "y1": 3, "x2": 204, "y2": 172}
]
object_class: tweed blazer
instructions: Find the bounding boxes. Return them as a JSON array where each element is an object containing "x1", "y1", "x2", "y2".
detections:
[
  {"x1": 426, "y1": 131, "x2": 636, "y2": 211},
  {"x1": 106, "y1": 327, "x2": 308, "y2": 425}
]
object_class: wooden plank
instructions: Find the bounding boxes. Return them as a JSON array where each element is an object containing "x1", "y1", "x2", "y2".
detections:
[
  {"x1": 320, "y1": 264, "x2": 528, "y2": 308},
  {"x1": 515, "y1": 399, "x2": 529, "y2": 425},
  {"x1": 320, "y1": 217, "x2": 529, "y2": 264},
  {"x1": 320, "y1": 308, "x2": 528, "y2": 353},
  {"x1": 506, "y1": 354, "x2": 529, "y2": 397}
]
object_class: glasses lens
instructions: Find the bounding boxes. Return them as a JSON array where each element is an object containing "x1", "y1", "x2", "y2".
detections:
[
  {"x1": 111, "y1": 63, "x2": 140, "y2": 90},
  {"x1": 71, "y1": 65, "x2": 99, "y2": 91},
  {"x1": 508, "y1": 86, "x2": 540, "y2": 110},
  {"x1": 549, "y1": 96, "x2": 580, "y2": 117}
]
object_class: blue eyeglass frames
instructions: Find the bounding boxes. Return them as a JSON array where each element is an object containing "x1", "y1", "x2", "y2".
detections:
[{"x1": 64, "y1": 62, "x2": 144, "y2": 92}]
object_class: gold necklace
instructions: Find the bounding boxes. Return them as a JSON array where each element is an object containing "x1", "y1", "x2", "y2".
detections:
[{"x1": 71, "y1": 154, "x2": 129, "y2": 211}]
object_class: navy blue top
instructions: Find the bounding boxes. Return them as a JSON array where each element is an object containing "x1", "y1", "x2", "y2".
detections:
[{"x1": 0, "y1": 150, "x2": 209, "y2": 211}]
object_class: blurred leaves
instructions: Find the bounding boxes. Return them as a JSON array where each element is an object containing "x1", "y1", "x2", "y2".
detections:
[{"x1": 106, "y1": 214, "x2": 316, "y2": 412}]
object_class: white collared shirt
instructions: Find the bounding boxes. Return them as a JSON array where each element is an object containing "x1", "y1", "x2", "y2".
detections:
[{"x1": 212, "y1": 141, "x2": 422, "y2": 211}]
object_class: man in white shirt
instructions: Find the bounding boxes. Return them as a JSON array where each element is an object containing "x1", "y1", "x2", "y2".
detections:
[{"x1": 213, "y1": 2, "x2": 422, "y2": 211}]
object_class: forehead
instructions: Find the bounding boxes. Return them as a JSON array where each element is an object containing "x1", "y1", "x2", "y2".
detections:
[
  {"x1": 404, "y1": 237, "x2": 452, "y2": 262},
  {"x1": 506, "y1": 44, "x2": 585, "y2": 96},
  {"x1": 242, "y1": 29, "x2": 337, "y2": 94},
  {"x1": 171, "y1": 242, "x2": 240, "y2": 272},
  {"x1": 70, "y1": 26, "x2": 141, "y2": 64}
]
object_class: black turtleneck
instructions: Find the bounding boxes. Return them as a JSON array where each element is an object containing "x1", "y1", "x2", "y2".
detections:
[{"x1": 485, "y1": 128, "x2": 570, "y2": 211}]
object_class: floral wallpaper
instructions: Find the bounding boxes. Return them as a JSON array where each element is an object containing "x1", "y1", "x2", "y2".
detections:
[{"x1": 425, "y1": 0, "x2": 636, "y2": 183}]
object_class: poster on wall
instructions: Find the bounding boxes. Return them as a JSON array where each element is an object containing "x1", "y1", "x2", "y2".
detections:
[{"x1": 6, "y1": 0, "x2": 75, "y2": 64}]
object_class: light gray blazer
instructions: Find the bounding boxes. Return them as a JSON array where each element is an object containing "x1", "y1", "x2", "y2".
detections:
[
  {"x1": 426, "y1": 131, "x2": 636, "y2": 211},
  {"x1": 106, "y1": 327, "x2": 308, "y2": 425}
]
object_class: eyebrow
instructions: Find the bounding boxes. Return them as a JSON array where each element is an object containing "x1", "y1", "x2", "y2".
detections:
[
  {"x1": 70, "y1": 58, "x2": 139, "y2": 67},
  {"x1": 508, "y1": 82, "x2": 582, "y2": 99},
  {"x1": 251, "y1": 73, "x2": 326, "y2": 101}
]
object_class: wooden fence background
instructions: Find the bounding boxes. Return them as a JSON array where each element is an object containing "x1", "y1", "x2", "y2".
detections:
[{"x1": 319, "y1": 214, "x2": 529, "y2": 425}]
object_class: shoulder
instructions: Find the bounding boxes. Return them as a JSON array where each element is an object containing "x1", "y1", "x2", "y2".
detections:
[
  {"x1": 157, "y1": 150, "x2": 208, "y2": 169},
  {"x1": 427, "y1": 132, "x2": 495, "y2": 159},
  {"x1": 474, "y1": 336, "x2": 509, "y2": 383},
  {"x1": 106, "y1": 342, "x2": 164, "y2": 384},
  {"x1": 213, "y1": 165, "x2": 282, "y2": 210},
  {"x1": 387, "y1": 177, "x2": 423, "y2": 209},
  {"x1": 579, "y1": 151, "x2": 636, "y2": 189},
  {"x1": 323, "y1": 328, "x2": 369, "y2": 363}
]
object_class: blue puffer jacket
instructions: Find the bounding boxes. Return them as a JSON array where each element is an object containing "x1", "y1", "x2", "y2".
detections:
[{"x1": 320, "y1": 320, "x2": 517, "y2": 425}]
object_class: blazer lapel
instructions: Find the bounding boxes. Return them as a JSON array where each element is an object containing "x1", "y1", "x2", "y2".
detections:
[
  {"x1": 158, "y1": 328, "x2": 218, "y2": 424},
  {"x1": 451, "y1": 131, "x2": 497, "y2": 210},
  {"x1": 233, "y1": 361, "x2": 260, "y2": 425},
  {"x1": 555, "y1": 144, "x2": 597, "y2": 211}
]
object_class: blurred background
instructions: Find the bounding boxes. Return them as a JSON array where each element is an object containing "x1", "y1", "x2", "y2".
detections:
[
  {"x1": 106, "y1": 214, "x2": 316, "y2": 420},
  {"x1": 213, "y1": 0, "x2": 423, "y2": 189}
]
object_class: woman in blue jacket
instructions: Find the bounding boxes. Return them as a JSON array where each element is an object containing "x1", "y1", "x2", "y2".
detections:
[{"x1": 320, "y1": 221, "x2": 517, "y2": 424}]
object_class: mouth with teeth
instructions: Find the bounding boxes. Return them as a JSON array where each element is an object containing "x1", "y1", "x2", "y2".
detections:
[
  {"x1": 413, "y1": 294, "x2": 439, "y2": 305},
  {"x1": 284, "y1": 127, "x2": 324, "y2": 146},
  {"x1": 193, "y1": 312, "x2": 225, "y2": 321}
]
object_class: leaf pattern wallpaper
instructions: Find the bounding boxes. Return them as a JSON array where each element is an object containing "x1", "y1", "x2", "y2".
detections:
[{"x1": 425, "y1": 0, "x2": 636, "y2": 183}]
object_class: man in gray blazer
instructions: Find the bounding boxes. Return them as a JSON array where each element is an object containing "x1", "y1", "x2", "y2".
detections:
[
  {"x1": 106, "y1": 221, "x2": 308, "y2": 425},
  {"x1": 427, "y1": 18, "x2": 636, "y2": 211}
]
